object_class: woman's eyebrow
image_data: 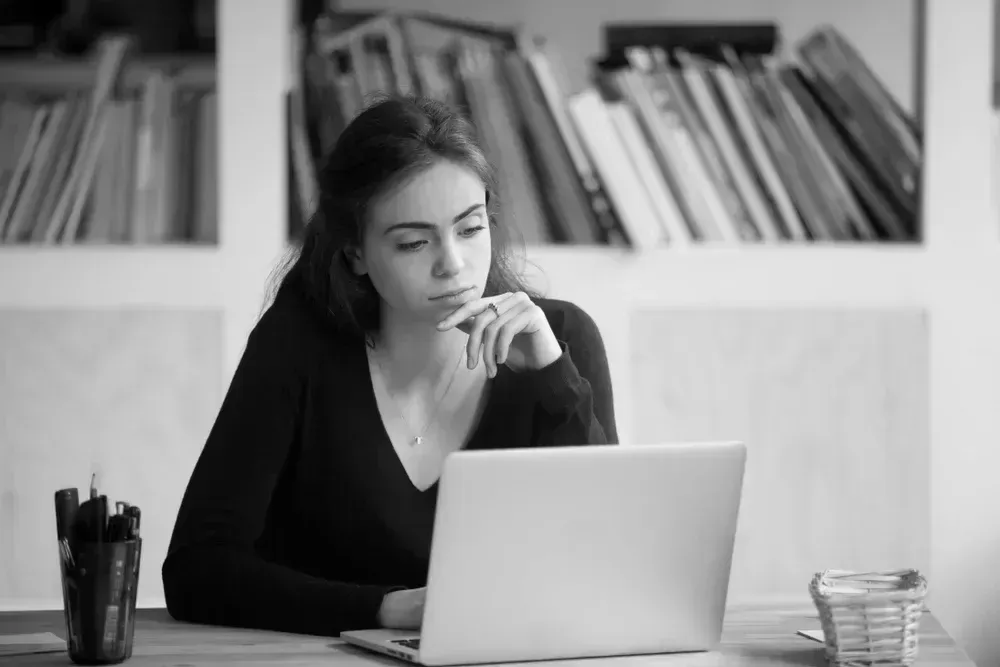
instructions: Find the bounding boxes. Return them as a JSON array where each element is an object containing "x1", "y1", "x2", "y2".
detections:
[{"x1": 382, "y1": 203, "x2": 485, "y2": 235}]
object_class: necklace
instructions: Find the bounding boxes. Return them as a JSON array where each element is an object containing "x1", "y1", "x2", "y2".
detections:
[{"x1": 369, "y1": 346, "x2": 465, "y2": 446}]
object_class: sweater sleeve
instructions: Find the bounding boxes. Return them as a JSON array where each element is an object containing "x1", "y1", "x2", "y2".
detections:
[
  {"x1": 161, "y1": 302, "x2": 400, "y2": 637},
  {"x1": 518, "y1": 302, "x2": 619, "y2": 446}
]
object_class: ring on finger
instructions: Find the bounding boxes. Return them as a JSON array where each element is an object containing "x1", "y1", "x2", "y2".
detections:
[{"x1": 488, "y1": 302, "x2": 500, "y2": 317}]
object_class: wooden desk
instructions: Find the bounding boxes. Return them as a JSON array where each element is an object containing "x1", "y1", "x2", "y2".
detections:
[{"x1": 0, "y1": 602, "x2": 975, "y2": 666}]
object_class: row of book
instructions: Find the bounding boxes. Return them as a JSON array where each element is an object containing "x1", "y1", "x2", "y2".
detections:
[
  {"x1": 290, "y1": 11, "x2": 921, "y2": 247},
  {"x1": 289, "y1": 12, "x2": 579, "y2": 244},
  {"x1": 580, "y1": 34, "x2": 920, "y2": 247},
  {"x1": 0, "y1": 36, "x2": 217, "y2": 246}
]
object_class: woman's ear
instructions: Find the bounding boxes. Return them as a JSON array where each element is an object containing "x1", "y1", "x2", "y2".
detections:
[{"x1": 345, "y1": 246, "x2": 368, "y2": 276}]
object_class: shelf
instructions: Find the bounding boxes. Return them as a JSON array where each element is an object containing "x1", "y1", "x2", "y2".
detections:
[
  {"x1": 0, "y1": 246, "x2": 224, "y2": 309},
  {"x1": 520, "y1": 244, "x2": 947, "y2": 308},
  {"x1": 0, "y1": 55, "x2": 216, "y2": 90}
]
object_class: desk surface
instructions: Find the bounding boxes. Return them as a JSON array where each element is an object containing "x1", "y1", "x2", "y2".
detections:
[{"x1": 0, "y1": 601, "x2": 975, "y2": 666}]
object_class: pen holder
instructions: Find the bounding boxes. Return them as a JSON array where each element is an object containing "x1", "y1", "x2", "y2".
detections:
[
  {"x1": 58, "y1": 538, "x2": 142, "y2": 665},
  {"x1": 809, "y1": 568, "x2": 927, "y2": 667}
]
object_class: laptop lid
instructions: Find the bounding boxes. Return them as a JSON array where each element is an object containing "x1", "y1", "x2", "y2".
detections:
[{"x1": 417, "y1": 441, "x2": 746, "y2": 666}]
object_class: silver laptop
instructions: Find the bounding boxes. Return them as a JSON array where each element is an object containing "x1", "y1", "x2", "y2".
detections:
[{"x1": 340, "y1": 441, "x2": 746, "y2": 666}]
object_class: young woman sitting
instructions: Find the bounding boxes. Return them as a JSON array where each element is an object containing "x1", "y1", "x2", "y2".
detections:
[{"x1": 162, "y1": 95, "x2": 618, "y2": 637}]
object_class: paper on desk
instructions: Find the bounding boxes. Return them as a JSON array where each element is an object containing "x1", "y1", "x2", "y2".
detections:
[
  {"x1": 0, "y1": 632, "x2": 65, "y2": 657},
  {"x1": 797, "y1": 629, "x2": 825, "y2": 643}
]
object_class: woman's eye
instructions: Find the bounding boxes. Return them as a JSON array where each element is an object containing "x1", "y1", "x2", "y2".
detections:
[
  {"x1": 461, "y1": 225, "x2": 486, "y2": 237},
  {"x1": 397, "y1": 240, "x2": 427, "y2": 252}
]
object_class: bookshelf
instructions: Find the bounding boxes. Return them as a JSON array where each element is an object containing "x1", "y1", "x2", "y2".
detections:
[
  {"x1": 0, "y1": 55, "x2": 215, "y2": 90},
  {"x1": 0, "y1": 40, "x2": 220, "y2": 315},
  {"x1": 0, "y1": 45, "x2": 218, "y2": 249},
  {"x1": 2, "y1": 0, "x2": 1000, "y2": 665},
  {"x1": 300, "y1": 1, "x2": 922, "y2": 248}
]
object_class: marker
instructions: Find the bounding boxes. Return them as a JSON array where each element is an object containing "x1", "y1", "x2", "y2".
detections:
[
  {"x1": 106, "y1": 503, "x2": 131, "y2": 542},
  {"x1": 54, "y1": 488, "x2": 79, "y2": 542},
  {"x1": 125, "y1": 506, "x2": 141, "y2": 540},
  {"x1": 72, "y1": 493, "x2": 108, "y2": 545}
]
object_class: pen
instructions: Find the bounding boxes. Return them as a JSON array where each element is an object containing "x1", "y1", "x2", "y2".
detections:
[
  {"x1": 95, "y1": 495, "x2": 108, "y2": 543},
  {"x1": 106, "y1": 503, "x2": 131, "y2": 542},
  {"x1": 72, "y1": 493, "x2": 108, "y2": 545},
  {"x1": 59, "y1": 538, "x2": 75, "y2": 568},
  {"x1": 55, "y1": 488, "x2": 80, "y2": 567},
  {"x1": 88, "y1": 474, "x2": 107, "y2": 543},
  {"x1": 124, "y1": 506, "x2": 141, "y2": 540},
  {"x1": 54, "y1": 488, "x2": 79, "y2": 542}
]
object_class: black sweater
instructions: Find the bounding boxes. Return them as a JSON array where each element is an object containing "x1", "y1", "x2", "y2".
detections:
[{"x1": 162, "y1": 286, "x2": 617, "y2": 637}]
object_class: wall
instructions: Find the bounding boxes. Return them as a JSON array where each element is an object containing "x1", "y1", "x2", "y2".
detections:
[
  {"x1": 515, "y1": 247, "x2": 933, "y2": 604},
  {"x1": 995, "y1": 0, "x2": 1000, "y2": 106},
  {"x1": 0, "y1": 310, "x2": 222, "y2": 607}
]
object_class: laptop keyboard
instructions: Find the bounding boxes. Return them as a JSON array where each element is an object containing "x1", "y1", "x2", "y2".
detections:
[{"x1": 392, "y1": 639, "x2": 421, "y2": 650}]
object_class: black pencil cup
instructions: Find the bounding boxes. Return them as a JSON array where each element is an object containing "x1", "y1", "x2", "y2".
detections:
[{"x1": 58, "y1": 538, "x2": 142, "y2": 665}]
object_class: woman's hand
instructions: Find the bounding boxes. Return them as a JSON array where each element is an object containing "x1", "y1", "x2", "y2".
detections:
[
  {"x1": 436, "y1": 292, "x2": 562, "y2": 377},
  {"x1": 377, "y1": 587, "x2": 425, "y2": 630}
]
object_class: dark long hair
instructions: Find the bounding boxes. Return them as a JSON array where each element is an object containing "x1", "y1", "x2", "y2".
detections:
[{"x1": 269, "y1": 94, "x2": 536, "y2": 341}]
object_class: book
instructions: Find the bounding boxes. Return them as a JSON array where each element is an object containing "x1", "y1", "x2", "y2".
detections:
[{"x1": 292, "y1": 12, "x2": 922, "y2": 247}]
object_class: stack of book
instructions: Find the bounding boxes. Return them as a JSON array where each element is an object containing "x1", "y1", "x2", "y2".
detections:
[
  {"x1": 0, "y1": 35, "x2": 217, "y2": 246},
  {"x1": 289, "y1": 11, "x2": 921, "y2": 247},
  {"x1": 583, "y1": 24, "x2": 920, "y2": 247}
]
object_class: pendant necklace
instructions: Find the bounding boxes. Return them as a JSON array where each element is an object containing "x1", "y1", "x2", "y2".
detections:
[{"x1": 370, "y1": 346, "x2": 465, "y2": 446}]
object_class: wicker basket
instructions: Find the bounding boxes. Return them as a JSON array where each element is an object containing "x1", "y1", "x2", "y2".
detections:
[{"x1": 809, "y1": 569, "x2": 928, "y2": 666}]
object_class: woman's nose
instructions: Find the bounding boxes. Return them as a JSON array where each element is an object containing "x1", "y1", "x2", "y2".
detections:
[{"x1": 434, "y1": 241, "x2": 465, "y2": 276}]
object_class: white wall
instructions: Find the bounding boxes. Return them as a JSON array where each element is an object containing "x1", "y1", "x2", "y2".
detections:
[
  {"x1": 921, "y1": 3, "x2": 1000, "y2": 666},
  {"x1": 0, "y1": 311, "x2": 222, "y2": 607}
]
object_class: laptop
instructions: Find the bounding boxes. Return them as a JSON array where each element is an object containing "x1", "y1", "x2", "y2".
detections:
[{"x1": 340, "y1": 441, "x2": 746, "y2": 666}]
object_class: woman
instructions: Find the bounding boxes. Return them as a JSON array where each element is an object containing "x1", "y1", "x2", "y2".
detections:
[{"x1": 162, "y1": 95, "x2": 617, "y2": 638}]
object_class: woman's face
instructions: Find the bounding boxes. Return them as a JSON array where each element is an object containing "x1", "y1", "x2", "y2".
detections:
[{"x1": 352, "y1": 159, "x2": 493, "y2": 325}]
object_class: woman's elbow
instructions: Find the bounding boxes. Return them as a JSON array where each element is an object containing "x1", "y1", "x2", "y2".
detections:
[
  {"x1": 162, "y1": 549, "x2": 197, "y2": 622},
  {"x1": 162, "y1": 547, "x2": 227, "y2": 625}
]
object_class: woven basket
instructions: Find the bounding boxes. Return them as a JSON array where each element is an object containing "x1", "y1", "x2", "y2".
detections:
[{"x1": 809, "y1": 569, "x2": 927, "y2": 666}]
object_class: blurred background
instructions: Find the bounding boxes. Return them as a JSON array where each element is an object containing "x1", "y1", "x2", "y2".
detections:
[{"x1": 1, "y1": 0, "x2": 998, "y2": 664}]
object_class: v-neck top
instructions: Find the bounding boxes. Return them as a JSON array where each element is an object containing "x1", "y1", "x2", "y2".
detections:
[{"x1": 162, "y1": 283, "x2": 618, "y2": 638}]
